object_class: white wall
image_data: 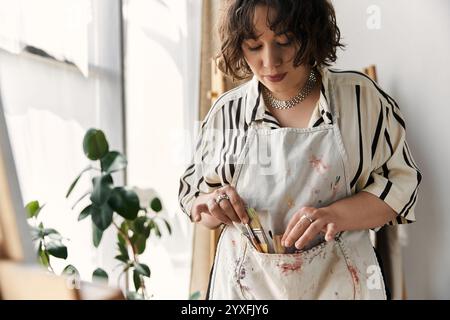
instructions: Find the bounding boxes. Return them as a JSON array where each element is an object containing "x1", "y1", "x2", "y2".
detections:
[
  {"x1": 332, "y1": 0, "x2": 450, "y2": 299},
  {"x1": 124, "y1": 0, "x2": 202, "y2": 299}
]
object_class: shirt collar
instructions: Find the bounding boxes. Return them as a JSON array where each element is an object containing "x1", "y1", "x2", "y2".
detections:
[
  {"x1": 245, "y1": 67, "x2": 333, "y2": 125},
  {"x1": 245, "y1": 75, "x2": 265, "y2": 124}
]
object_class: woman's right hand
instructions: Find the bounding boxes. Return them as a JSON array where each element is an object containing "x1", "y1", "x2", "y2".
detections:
[{"x1": 190, "y1": 185, "x2": 249, "y2": 227}]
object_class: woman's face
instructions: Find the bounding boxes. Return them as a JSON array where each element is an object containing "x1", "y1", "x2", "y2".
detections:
[{"x1": 241, "y1": 5, "x2": 309, "y2": 99}]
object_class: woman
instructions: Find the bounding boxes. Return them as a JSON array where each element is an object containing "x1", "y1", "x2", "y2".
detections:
[{"x1": 179, "y1": 0, "x2": 421, "y2": 300}]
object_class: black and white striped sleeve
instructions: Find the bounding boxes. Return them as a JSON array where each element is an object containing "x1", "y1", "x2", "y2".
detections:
[
  {"x1": 178, "y1": 95, "x2": 246, "y2": 219},
  {"x1": 362, "y1": 93, "x2": 422, "y2": 225},
  {"x1": 178, "y1": 124, "x2": 206, "y2": 219},
  {"x1": 178, "y1": 112, "x2": 223, "y2": 219}
]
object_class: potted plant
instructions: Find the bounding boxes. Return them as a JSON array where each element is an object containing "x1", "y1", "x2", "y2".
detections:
[{"x1": 26, "y1": 128, "x2": 171, "y2": 299}]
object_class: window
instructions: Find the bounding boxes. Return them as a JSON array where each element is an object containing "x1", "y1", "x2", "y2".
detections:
[
  {"x1": 0, "y1": 0, "x2": 125, "y2": 284},
  {"x1": 124, "y1": 0, "x2": 202, "y2": 299}
]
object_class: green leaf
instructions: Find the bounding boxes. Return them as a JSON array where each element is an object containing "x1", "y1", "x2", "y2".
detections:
[
  {"x1": 90, "y1": 174, "x2": 113, "y2": 205},
  {"x1": 46, "y1": 241, "x2": 68, "y2": 259},
  {"x1": 25, "y1": 201, "x2": 41, "y2": 219},
  {"x1": 189, "y1": 291, "x2": 201, "y2": 300},
  {"x1": 117, "y1": 241, "x2": 129, "y2": 260},
  {"x1": 71, "y1": 190, "x2": 91, "y2": 210},
  {"x1": 114, "y1": 254, "x2": 129, "y2": 263},
  {"x1": 43, "y1": 228, "x2": 60, "y2": 237},
  {"x1": 92, "y1": 268, "x2": 109, "y2": 282},
  {"x1": 37, "y1": 243, "x2": 50, "y2": 267},
  {"x1": 147, "y1": 220, "x2": 160, "y2": 238},
  {"x1": 108, "y1": 187, "x2": 140, "y2": 220},
  {"x1": 133, "y1": 216, "x2": 147, "y2": 235},
  {"x1": 134, "y1": 263, "x2": 150, "y2": 278},
  {"x1": 83, "y1": 129, "x2": 109, "y2": 161},
  {"x1": 66, "y1": 165, "x2": 92, "y2": 198},
  {"x1": 152, "y1": 222, "x2": 162, "y2": 238},
  {"x1": 91, "y1": 203, "x2": 113, "y2": 231},
  {"x1": 132, "y1": 234, "x2": 146, "y2": 255},
  {"x1": 117, "y1": 232, "x2": 126, "y2": 247},
  {"x1": 143, "y1": 225, "x2": 151, "y2": 239},
  {"x1": 162, "y1": 218, "x2": 172, "y2": 235},
  {"x1": 150, "y1": 197, "x2": 162, "y2": 213},
  {"x1": 133, "y1": 269, "x2": 141, "y2": 292},
  {"x1": 118, "y1": 221, "x2": 130, "y2": 246},
  {"x1": 92, "y1": 223, "x2": 104, "y2": 248},
  {"x1": 36, "y1": 240, "x2": 42, "y2": 254},
  {"x1": 78, "y1": 205, "x2": 92, "y2": 221},
  {"x1": 100, "y1": 151, "x2": 127, "y2": 173},
  {"x1": 62, "y1": 264, "x2": 80, "y2": 277},
  {"x1": 119, "y1": 220, "x2": 129, "y2": 234}
]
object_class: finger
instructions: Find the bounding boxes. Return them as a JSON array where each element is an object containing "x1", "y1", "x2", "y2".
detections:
[
  {"x1": 222, "y1": 187, "x2": 249, "y2": 224},
  {"x1": 295, "y1": 220, "x2": 324, "y2": 250},
  {"x1": 192, "y1": 203, "x2": 208, "y2": 222},
  {"x1": 281, "y1": 212, "x2": 301, "y2": 244},
  {"x1": 325, "y1": 223, "x2": 337, "y2": 242},
  {"x1": 207, "y1": 199, "x2": 232, "y2": 225},
  {"x1": 282, "y1": 206, "x2": 314, "y2": 243},
  {"x1": 218, "y1": 199, "x2": 241, "y2": 223},
  {"x1": 283, "y1": 216, "x2": 310, "y2": 247}
]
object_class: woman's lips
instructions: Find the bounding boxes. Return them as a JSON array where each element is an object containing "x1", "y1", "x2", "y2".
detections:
[{"x1": 265, "y1": 73, "x2": 287, "y2": 83}]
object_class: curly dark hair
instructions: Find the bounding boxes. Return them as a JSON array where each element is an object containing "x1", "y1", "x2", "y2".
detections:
[{"x1": 216, "y1": 0, "x2": 345, "y2": 80}]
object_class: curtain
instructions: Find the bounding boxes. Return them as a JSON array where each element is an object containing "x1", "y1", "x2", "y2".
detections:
[{"x1": 0, "y1": 0, "x2": 91, "y2": 76}]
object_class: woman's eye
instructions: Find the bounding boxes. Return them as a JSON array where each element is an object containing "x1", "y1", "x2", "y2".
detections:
[
  {"x1": 248, "y1": 45, "x2": 262, "y2": 51},
  {"x1": 278, "y1": 41, "x2": 292, "y2": 47}
]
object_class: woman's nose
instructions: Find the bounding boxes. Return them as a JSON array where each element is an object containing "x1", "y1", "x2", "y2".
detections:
[{"x1": 262, "y1": 46, "x2": 282, "y2": 70}]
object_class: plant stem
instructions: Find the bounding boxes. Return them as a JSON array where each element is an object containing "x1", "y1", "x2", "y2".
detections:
[
  {"x1": 112, "y1": 220, "x2": 147, "y2": 298},
  {"x1": 113, "y1": 221, "x2": 137, "y2": 260}
]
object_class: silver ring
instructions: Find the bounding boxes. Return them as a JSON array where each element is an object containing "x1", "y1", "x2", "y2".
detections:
[
  {"x1": 215, "y1": 193, "x2": 230, "y2": 205},
  {"x1": 301, "y1": 214, "x2": 314, "y2": 224}
]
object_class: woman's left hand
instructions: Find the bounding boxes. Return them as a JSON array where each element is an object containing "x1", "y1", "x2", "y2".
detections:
[{"x1": 281, "y1": 206, "x2": 340, "y2": 250}]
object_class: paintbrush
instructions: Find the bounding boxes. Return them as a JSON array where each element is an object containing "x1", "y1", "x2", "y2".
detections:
[
  {"x1": 244, "y1": 223, "x2": 263, "y2": 252},
  {"x1": 247, "y1": 208, "x2": 270, "y2": 253},
  {"x1": 273, "y1": 235, "x2": 285, "y2": 254}
]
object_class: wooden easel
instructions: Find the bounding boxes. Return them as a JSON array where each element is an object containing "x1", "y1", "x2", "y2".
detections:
[{"x1": 207, "y1": 61, "x2": 227, "y2": 269}]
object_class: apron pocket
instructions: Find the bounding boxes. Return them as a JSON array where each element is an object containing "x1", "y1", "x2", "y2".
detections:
[{"x1": 236, "y1": 235, "x2": 361, "y2": 299}]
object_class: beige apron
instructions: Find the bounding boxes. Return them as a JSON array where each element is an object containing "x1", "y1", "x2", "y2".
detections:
[{"x1": 208, "y1": 92, "x2": 387, "y2": 300}]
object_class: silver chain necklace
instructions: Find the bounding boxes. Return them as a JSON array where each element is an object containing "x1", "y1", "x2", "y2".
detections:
[{"x1": 262, "y1": 69, "x2": 318, "y2": 110}]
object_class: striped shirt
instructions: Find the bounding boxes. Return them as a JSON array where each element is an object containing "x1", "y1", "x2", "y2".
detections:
[{"x1": 178, "y1": 67, "x2": 422, "y2": 226}]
